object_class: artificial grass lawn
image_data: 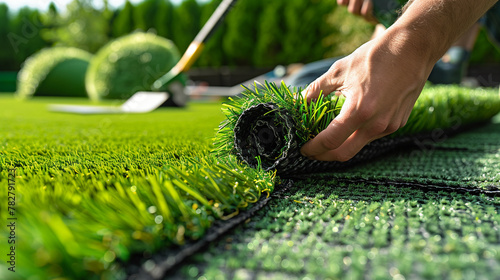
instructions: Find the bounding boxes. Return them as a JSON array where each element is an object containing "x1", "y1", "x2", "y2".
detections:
[
  {"x1": 174, "y1": 178, "x2": 500, "y2": 280},
  {"x1": 1, "y1": 87, "x2": 500, "y2": 279},
  {"x1": 1, "y1": 95, "x2": 274, "y2": 279},
  {"x1": 174, "y1": 113, "x2": 500, "y2": 280}
]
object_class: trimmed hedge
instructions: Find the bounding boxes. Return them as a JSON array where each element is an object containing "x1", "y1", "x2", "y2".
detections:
[
  {"x1": 85, "y1": 32, "x2": 184, "y2": 101},
  {"x1": 16, "y1": 47, "x2": 92, "y2": 98}
]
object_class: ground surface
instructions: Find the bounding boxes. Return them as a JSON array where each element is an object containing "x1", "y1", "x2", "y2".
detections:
[
  {"x1": 169, "y1": 113, "x2": 500, "y2": 280},
  {"x1": 1, "y1": 94, "x2": 500, "y2": 279}
]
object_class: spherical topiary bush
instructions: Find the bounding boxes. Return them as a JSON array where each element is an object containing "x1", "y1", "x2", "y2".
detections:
[
  {"x1": 86, "y1": 32, "x2": 184, "y2": 101},
  {"x1": 17, "y1": 47, "x2": 92, "y2": 98}
]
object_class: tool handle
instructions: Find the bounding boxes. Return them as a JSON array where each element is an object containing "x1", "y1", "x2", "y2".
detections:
[
  {"x1": 194, "y1": 0, "x2": 236, "y2": 43},
  {"x1": 152, "y1": 0, "x2": 237, "y2": 90}
]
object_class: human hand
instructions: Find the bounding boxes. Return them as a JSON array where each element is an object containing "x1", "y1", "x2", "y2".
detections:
[
  {"x1": 337, "y1": 0, "x2": 377, "y2": 23},
  {"x1": 300, "y1": 27, "x2": 435, "y2": 161}
]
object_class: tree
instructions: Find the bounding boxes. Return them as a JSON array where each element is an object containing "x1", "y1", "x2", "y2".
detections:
[
  {"x1": 133, "y1": 0, "x2": 161, "y2": 33},
  {"x1": 172, "y1": 0, "x2": 202, "y2": 52},
  {"x1": 0, "y1": 3, "x2": 15, "y2": 70},
  {"x1": 222, "y1": 0, "x2": 263, "y2": 65},
  {"x1": 8, "y1": 7, "x2": 48, "y2": 68},
  {"x1": 155, "y1": 0, "x2": 175, "y2": 39},
  {"x1": 253, "y1": 0, "x2": 287, "y2": 67},
  {"x1": 112, "y1": 0, "x2": 135, "y2": 37},
  {"x1": 44, "y1": 2, "x2": 59, "y2": 28},
  {"x1": 283, "y1": 0, "x2": 335, "y2": 63},
  {"x1": 41, "y1": 0, "x2": 112, "y2": 53}
]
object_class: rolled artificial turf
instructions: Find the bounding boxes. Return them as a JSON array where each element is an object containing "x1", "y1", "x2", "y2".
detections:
[
  {"x1": 214, "y1": 82, "x2": 500, "y2": 176},
  {"x1": 16, "y1": 47, "x2": 92, "y2": 98},
  {"x1": 85, "y1": 32, "x2": 186, "y2": 101}
]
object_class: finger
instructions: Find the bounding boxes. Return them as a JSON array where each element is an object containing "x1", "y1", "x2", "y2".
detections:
[
  {"x1": 311, "y1": 120, "x2": 398, "y2": 162},
  {"x1": 304, "y1": 63, "x2": 344, "y2": 101},
  {"x1": 348, "y1": 0, "x2": 364, "y2": 15},
  {"x1": 309, "y1": 129, "x2": 372, "y2": 161},
  {"x1": 361, "y1": 0, "x2": 378, "y2": 23},
  {"x1": 300, "y1": 99, "x2": 360, "y2": 157},
  {"x1": 337, "y1": 0, "x2": 349, "y2": 6},
  {"x1": 361, "y1": 0, "x2": 372, "y2": 16}
]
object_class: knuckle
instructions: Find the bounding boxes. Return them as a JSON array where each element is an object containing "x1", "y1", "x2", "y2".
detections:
[
  {"x1": 320, "y1": 132, "x2": 341, "y2": 151},
  {"x1": 400, "y1": 119, "x2": 408, "y2": 128},
  {"x1": 385, "y1": 122, "x2": 400, "y2": 134},
  {"x1": 370, "y1": 120, "x2": 388, "y2": 134},
  {"x1": 327, "y1": 62, "x2": 342, "y2": 77},
  {"x1": 354, "y1": 106, "x2": 375, "y2": 123}
]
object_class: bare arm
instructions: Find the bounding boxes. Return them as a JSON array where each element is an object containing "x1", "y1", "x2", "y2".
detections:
[
  {"x1": 300, "y1": 0, "x2": 498, "y2": 162},
  {"x1": 397, "y1": 0, "x2": 496, "y2": 61}
]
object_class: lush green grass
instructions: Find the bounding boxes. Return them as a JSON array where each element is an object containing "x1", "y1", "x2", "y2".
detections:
[
  {"x1": 1, "y1": 84, "x2": 500, "y2": 279},
  {"x1": 0, "y1": 95, "x2": 273, "y2": 279}
]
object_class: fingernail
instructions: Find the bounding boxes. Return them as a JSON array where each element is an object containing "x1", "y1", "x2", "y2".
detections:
[{"x1": 301, "y1": 150, "x2": 315, "y2": 161}]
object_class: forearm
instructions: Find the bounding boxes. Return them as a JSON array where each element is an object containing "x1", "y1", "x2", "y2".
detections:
[{"x1": 389, "y1": 0, "x2": 497, "y2": 63}]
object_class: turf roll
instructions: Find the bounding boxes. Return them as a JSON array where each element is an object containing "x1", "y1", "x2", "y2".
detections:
[
  {"x1": 85, "y1": 32, "x2": 187, "y2": 102},
  {"x1": 16, "y1": 47, "x2": 92, "y2": 98},
  {"x1": 233, "y1": 102, "x2": 297, "y2": 171},
  {"x1": 214, "y1": 82, "x2": 500, "y2": 176}
]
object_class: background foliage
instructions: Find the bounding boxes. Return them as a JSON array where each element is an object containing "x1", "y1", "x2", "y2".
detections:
[{"x1": 0, "y1": 0, "x2": 499, "y2": 72}]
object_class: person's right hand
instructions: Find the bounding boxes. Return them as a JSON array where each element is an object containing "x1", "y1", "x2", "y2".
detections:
[
  {"x1": 300, "y1": 26, "x2": 435, "y2": 162},
  {"x1": 337, "y1": 0, "x2": 377, "y2": 23}
]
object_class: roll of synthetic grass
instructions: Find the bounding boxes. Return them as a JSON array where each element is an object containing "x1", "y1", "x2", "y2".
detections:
[
  {"x1": 214, "y1": 82, "x2": 500, "y2": 176},
  {"x1": 16, "y1": 47, "x2": 92, "y2": 98},
  {"x1": 85, "y1": 32, "x2": 186, "y2": 101}
]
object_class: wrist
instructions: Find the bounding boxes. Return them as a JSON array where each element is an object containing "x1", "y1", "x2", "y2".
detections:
[
  {"x1": 385, "y1": 24, "x2": 444, "y2": 66},
  {"x1": 372, "y1": 25, "x2": 438, "y2": 80}
]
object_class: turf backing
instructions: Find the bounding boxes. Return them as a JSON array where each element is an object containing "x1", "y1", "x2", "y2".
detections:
[
  {"x1": 173, "y1": 180, "x2": 500, "y2": 280},
  {"x1": 172, "y1": 114, "x2": 500, "y2": 280}
]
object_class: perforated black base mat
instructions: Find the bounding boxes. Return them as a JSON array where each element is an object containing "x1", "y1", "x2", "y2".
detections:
[{"x1": 165, "y1": 116, "x2": 500, "y2": 279}]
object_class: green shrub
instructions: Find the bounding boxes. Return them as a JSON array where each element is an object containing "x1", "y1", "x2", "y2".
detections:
[
  {"x1": 16, "y1": 47, "x2": 92, "y2": 98},
  {"x1": 85, "y1": 32, "x2": 184, "y2": 100}
]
